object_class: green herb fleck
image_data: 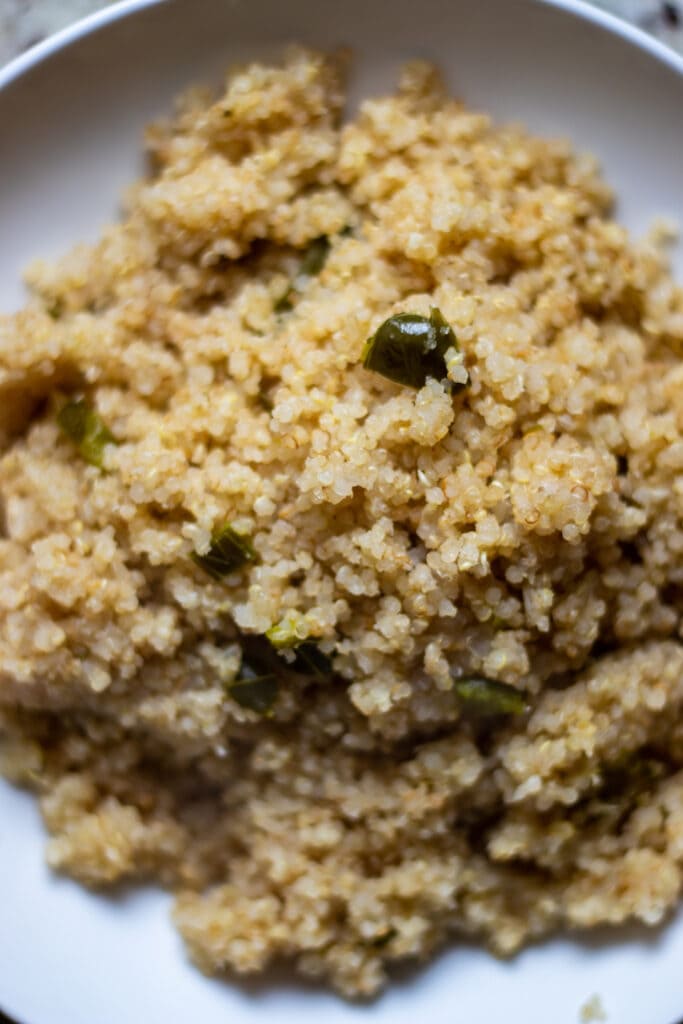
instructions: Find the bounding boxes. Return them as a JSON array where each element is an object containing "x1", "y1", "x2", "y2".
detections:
[
  {"x1": 274, "y1": 290, "x2": 294, "y2": 314},
  {"x1": 361, "y1": 307, "x2": 465, "y2": 390},
  {"x1": 266, "y1": 614, "x2": 310, "y2": 649},
  {"x1": 299, "y1": 236, "x2": 331, "y2": 277},
  {"x1": 228, "y1": 658, "x2": 278, "y2": 715},
  {"x1": 274, "y1": 236, "x2": 331, "y2": 313},
  {"x1": 57, "y1": 399, "x2": 117, "y2": 468},
  {"x1": 290, "y1": 641, "x2": 332, "y2": 677},
  {"x1": 266, "y1": 616, "x2": 332, "y2": 677},
  {"x1": 453, "y1": 677, "x2": 527, "y2": 717},
  {"x1": 47, "y1": 299, "x2": 63, "y2": 320},
  {"x1": 192, "y1": 525, "x2": 257, "y2": 580}
]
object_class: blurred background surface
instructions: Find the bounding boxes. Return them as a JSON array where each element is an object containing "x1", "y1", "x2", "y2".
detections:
[{"x1": 0, "y1": 0, "x2": 682, "y2": 66}]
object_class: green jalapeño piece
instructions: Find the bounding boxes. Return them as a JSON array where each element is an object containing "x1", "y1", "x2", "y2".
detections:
[
  {"x1": 361, "y1": 307, "x2": 465, "y2": 390},
  {"x1": 57, "y1": 399, "x2": 117, "y2": 469},
  {"x1": 192, "y1": 524, "x2": 257, "y2": 580},
  {"x1": 453, "y1": 677, "x2": 527, "y2": 718}
]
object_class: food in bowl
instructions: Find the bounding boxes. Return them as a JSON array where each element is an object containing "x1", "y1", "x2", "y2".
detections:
[{"x1": 1, "y1": 49, "x2": 683, "y2": 997}]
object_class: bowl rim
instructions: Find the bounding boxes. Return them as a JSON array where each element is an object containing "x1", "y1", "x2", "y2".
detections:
[
  {"x1": 1, "y1": 4, "x2": 683, "y2": 1024},
  {"x1": 0, "y1": 0, "x2": 682, "y2": 96}
]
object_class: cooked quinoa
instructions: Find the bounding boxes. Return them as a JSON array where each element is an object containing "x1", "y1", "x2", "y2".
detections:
[{"x1": 1, "y1": 49, "x2": 683, "y2": 998}]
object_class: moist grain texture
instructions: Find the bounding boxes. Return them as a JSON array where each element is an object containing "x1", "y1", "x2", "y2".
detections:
[{"x1": 2, "y1": 51, "x2": 683, "y2": 997}]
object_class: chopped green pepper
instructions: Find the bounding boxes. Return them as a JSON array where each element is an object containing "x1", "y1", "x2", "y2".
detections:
[
  {"x1": 361, "y1": 307, "x2": 464, "y2": 390},
  {"x1": 274, "y1": 235, "x2": 331, "y2": 313},
  {"x1": 265, "y1": 614, "x2": 309, "y2": 649},
  {"x1": 299, "y1": 236, "x2": 331, "y2": 277},
  {"x1": 266, "y1": 616, "x2": 332, "y2": 677},
  {"x1": 228, "y1": 658, "x2": 278, "y2": 715},
  {"x1": 192, "y1": 524, "x2": 257, "y2": 580},
  {"x1": 453, "y1": 677, "x2": 527, "y2": 717},
  {"x1": 290, "y1": 641, "x2": 332, "y2": 677},
  {"x1": 57, "y1": 399, "x2": 117, "y2": 469},
  {"x1": 274, "y1": 290, "x2": 295, "y2": 315}
]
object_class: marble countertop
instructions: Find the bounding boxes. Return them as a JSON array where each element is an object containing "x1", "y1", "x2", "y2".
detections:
[{"x1": 0, "y1": 0, "x2": 682, "y2": 65}]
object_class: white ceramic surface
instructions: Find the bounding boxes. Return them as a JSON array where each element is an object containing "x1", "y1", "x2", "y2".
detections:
[{"x1": 1, "y1": 2, "x2": 683, "y2": 1022}]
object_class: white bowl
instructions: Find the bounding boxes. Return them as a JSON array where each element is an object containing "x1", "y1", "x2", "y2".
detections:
[{"x1": 1, "y1": 2, "x2": 683, "y2": 1023}]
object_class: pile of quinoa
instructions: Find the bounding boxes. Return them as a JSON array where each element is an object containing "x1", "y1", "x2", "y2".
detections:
[{"x1": 1, "y1": 50, "x2": 683, "y2": 998}]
